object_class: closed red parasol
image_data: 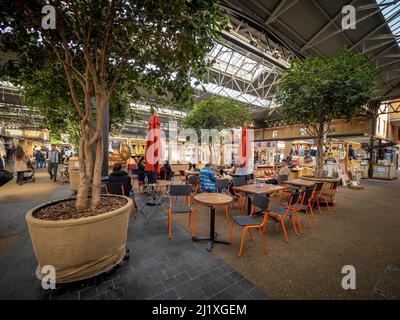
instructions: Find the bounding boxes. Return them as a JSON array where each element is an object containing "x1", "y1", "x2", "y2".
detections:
[
  {"x1": 145, "y1": 114, "x2": 161, "y2": 174},
  {"x1": 239, "y1": 124, "x2": 251, "y2": 166}
]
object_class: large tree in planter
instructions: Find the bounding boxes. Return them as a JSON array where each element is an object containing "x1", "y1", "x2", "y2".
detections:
[
  {"x1": 1, "y1": 0, "x2": 223, "y2": 210},
  {"x1": 275, "y1": 49, "x2": 379, "y2": 177},
  {"x1": 183, "y1": 96, "x2": 251, "y2": 163}
]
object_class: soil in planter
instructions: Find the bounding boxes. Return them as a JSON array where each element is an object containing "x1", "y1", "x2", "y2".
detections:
[{"x1": 33, "y1": 196, "x2": 128, "y2": 221}]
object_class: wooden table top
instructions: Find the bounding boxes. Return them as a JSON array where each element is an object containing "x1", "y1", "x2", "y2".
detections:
[
  {"x1": 233, "y1": 184, "x2": 285, "y2": 195},
  {"x1": 194, "y1": 193, "x2": 233, "y2": 206},
  {"x1": 285, "y1": 179, "x2": 317, "y2": 187},
  {"x1": 185, "y1": 171, "x2": 199, "y2": 175},
  {"x1": 301, "y1": 176, "x2": 340, "y2": 183}
]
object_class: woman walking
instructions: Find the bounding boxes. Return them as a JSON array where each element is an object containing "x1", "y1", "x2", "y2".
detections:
[{"x1": 13, "y1": 146, "x2": 28, "y2": 185}]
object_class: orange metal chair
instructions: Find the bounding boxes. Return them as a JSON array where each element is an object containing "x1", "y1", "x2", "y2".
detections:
[
  {"x1": 316, "y1": 181, "x2": 340, "y2": 214},
  {"x1": 167, "y1": 185, "x2": 195, "y2": 240},
  {"x1": 216, "y1": 178, "x2": 231, "y2": 220},
  {"x1": 105, "y1": 183, "x2": 137, "y2": 221},
  {"x1": 228, "y1": 193, "x2": 270, "y2": 257},
  {"x1": 267, "y1": 191, "x2": 302, "y2": 243},
  {"x1": 311, "y1": 182, "x2": 324, "y2": 215},
  {"x1": 230, "y1": 176, "x2": 247, "y2": 215}
]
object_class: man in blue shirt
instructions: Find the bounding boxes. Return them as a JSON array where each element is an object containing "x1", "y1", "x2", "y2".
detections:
[{"x1": 199, "y1": 164, "x2": 216, "y2": 193}]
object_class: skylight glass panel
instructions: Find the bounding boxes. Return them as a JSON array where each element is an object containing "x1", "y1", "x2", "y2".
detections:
[
  {"x1": 191, "y1": 78, "x2": 270, "y2": 108},
  {"x1": 377, "y1": 0, "x2": 400, "y2": 45},
  {"x1": 207, "y1": 43, "x2": 271, "y2": 83}
]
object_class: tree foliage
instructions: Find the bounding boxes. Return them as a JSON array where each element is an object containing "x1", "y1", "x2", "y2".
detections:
[
  {"x1": 275, "y1": 49, "x2": 379, "y2": 176},
  {"x1": 0, "y1": 0, "x2": 224, "y2": 210},
  {"x1": 183, "y1": 96, "x2": 251, "y2": 131},
  {"x1": 275, "y1": 49, "x2": 379, "y2": 127}
]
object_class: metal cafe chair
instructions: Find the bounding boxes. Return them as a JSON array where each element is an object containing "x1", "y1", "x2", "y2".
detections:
[
  {"x1": 296, "y1": 187, "x2": 315, "y2": 229},
  {"x1": 230, "y1": 176, "x2": 247, "y2": 215},
  {"x1": 105, "y1": 183, "x2": 137, "y2": 221},
  {"x1": 311, "y1": 182, "x2": 324, "y2": 215},
  {"x1": 167, "y1": 185, "x2": 195, "y2": 240},
  {"x1": 215, "y1": 178, "x2": 231, "y2": 220},
  {"x1": 267, "y1": 192, "x2": 302, "y2": 243},
  {"x1": 316, "y1": 181, "x2": 340, "y2": 214},
  {"x1": 228, "y1": 194, "x2": 270, "y2": 257},
  {"x1": 187, "y1": 175, "x2": 199, "y2": 195}
]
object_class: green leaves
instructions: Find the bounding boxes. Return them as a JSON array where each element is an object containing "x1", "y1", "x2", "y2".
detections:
[
  {"x1": 183, "y1": 96, "x2": 251, "y2": 131},
  {"x1": 275, "y1": 49, "x2": 379, "y2": 128}
]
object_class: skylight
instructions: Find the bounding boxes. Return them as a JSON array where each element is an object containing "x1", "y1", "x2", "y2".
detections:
[
  {"x1": 377, "y1": 0, "x2": 400, "y2": 45},
  {"x1": 207, "y1": 42, "x2": 272, "y2": 83},
  {"x1": 191, "y1": 78, "x2": 270, "y2": 108}
]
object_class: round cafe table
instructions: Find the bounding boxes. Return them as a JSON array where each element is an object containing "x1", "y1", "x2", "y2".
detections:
[{"x1": 193, "y1": 193, "x2": 233, "y2": 252}]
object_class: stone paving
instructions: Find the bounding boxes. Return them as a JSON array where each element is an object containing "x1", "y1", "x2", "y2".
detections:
[{"x1": 0, "y1": 179, "x2": 269, "y2": 300}]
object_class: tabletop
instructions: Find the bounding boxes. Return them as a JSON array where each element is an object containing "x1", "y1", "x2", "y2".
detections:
[
  {"x1": 185, "y1": 171, "x2": 199, "y2": 175},
  {"x1": 285, "y1": 179, "x2": 317, "y2": 187},
  {"x1": 233, "y1": 184, "x2": 285, "y2": 195},
  {"x1": 301, "y1": 176, "x2": 340, "y2": 183},
  {"x1": 194, "y1": 193, "x2": 233, "y2": 206}
]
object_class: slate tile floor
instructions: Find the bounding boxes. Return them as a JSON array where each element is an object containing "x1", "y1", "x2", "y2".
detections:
[{"x1": 0, "y1": 185, "x2": 269, "y2": 300}]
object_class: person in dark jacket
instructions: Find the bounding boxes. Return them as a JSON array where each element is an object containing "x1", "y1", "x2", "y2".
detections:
[
  {"x1": 109, "y1": 163, "x2": 132, "y2": 197},
  {"x1": 160, "y1": 160, "x2": 173, "y2": 180}
]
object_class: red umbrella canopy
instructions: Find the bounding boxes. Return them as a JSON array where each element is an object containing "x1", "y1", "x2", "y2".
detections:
[
  {"x1": 145, "y1": 114, "x2": 161, "y2": 174},
  {"x1": 239, "y1": 124, "x2": 251, "y2": 166}
]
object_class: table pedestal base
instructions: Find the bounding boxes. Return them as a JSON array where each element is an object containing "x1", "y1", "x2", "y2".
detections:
[{"x1": 192, "y1": 207, "x2": 230, "y2": 252}]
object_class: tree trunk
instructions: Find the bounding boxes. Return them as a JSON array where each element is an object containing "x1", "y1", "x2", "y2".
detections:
[
  {"x1": 91, "y1": 137, "x2": 103, "y2": 210},
  {"x1": 315, "y1": 124, "x2": 325, "y2": 178},
  {"x1": 208, "y1": 141, "x2": 213, "y2": 165},
  {"x1": 76, "y1": 134, "x2": 92, "y2": 211}
]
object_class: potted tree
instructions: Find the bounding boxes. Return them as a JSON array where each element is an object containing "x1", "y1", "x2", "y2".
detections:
[
  {"x1": 1, "y1": 0, "x2": 222, "y2": 283},
  {"x1": 275, "y1": 49, "x2": 378, "y2": 177}
]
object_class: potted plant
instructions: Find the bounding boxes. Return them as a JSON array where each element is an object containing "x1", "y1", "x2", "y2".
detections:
[
  {"x1": 1, "y1": 0, "x2": 223, "y2": 282},
  {"x1": 275, "y1": 49, "x2": 378, "y2": 177}
]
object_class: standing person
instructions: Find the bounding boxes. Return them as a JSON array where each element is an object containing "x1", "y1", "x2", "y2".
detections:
[
  {"x1": 6, "y1": 142, "x2": 16, "y2": 174},
  {"x1": 60, "y1": 147, "x2": 65, "y2": 164},
  {"x1": 137, "y1": 156, "x2": 146, "y2": 187},
  {"x1": 13, "y1": 146, "x2": 28, "y2": 185},
  {"x1": 65, "y1": 147, "x2": 74, "y2": 159},
  {"x1": 199, "y1": 163, "x2": 216, "y2": 193},
  {"x1": 348, "y1": 144, "x2": 356, "y2": 160},
  {"x1": 48, "y1": 144, "x2": 61, "y2": 182}
]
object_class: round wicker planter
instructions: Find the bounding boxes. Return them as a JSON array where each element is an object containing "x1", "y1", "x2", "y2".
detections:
[{"x1": 26, "y1": 195, "x2": 132, "y2": 283}]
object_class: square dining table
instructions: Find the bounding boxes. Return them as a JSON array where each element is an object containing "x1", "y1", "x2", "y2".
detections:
[{"x1": 232, "y1": 184, "x2": 286, "y2": 215}]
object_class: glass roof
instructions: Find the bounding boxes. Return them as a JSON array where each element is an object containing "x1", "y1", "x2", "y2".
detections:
[
  {"x1": 191, "y1": 78, "x2": 270, "y2": 108},
  {"x1": 378, "y1": 0, "x2": 400, "y2": 45},
  {"x1": 207, "y1": 42, "x2": 272, "y2": 83}
]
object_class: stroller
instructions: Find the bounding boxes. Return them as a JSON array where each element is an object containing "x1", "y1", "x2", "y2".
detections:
[{"x1": 23, "y1": 161, "x2": 36, "y2": 184}]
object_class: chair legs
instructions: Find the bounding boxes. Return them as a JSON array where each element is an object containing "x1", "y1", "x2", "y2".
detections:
[
  {"x1": 331, "y1": 196, "x2": 337, "y2": 212},
  {"x1": 238, "y1": 229, "x2": 247, "y2": 257},
  {"x1": 168, "y1": 210, "x2": 172, "y2": 240},
  {"x1": 280, "y1": 217, "x2": 289, "y2": 243}
]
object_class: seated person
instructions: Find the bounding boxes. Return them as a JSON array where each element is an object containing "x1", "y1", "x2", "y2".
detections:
[
  {"x1": 109, "y1": 163, "x2": 132, "y2": 197},
  {"x1": 277, "y1": 160, "x2": 290, "y2": 185},
  {"x1": 199, "y1": 163, "x2": 216, "y2": 193},
  {"x1": 160, "y1": 160, "x2": 173, "y2": 180}
]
